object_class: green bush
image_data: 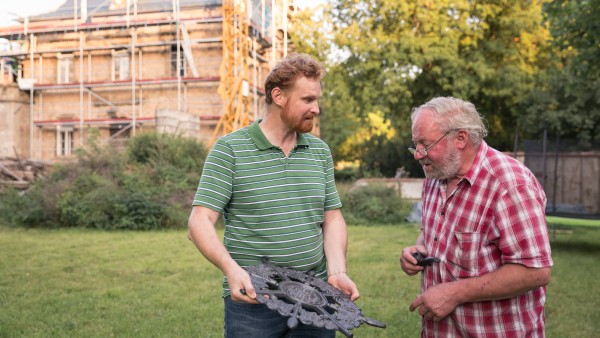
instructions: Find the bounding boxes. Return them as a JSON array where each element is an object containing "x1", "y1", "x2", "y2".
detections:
[
  {"x1": 340, "y1": 183, "x2": 411, "y2": 225},
  {"x1": 0, "y1": 131, "x2": 207, "y2": 230},
  {"x1": 57, "y1": 172, "x2": 118, "y2": 228},
  {"x1": 0, "y1": 186, "x2": 54, "y2": 227},
  {"x1": 0, "y1": 131, "x2": 417, "y2": 229},
  {"x1": 334, "y1": 166, "x2": 360, "y2": 182}
]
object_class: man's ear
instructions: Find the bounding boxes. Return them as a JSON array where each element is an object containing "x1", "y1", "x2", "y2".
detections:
[
  {"x1": 456, "y1": 130, "x2": 469, "y2": 149},
  {"x1": 271, "y1": 87, "x2": 287, "y2": 107}
]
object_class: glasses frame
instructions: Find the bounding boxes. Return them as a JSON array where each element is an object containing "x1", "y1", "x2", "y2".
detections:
[{"x1": 408, "y1": 130, "x2": 453, "y2": 157}]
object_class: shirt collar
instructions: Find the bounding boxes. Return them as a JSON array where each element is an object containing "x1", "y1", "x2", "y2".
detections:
[
  {"x1": 462, "y1": 140, "x2": 488, "y2": 185},
  {"x1": 247, "y1": 120, "x2": 272, "y2": 150},
  {"x1": 247, "y1": 119, "x2": 310, "y2": 150}
]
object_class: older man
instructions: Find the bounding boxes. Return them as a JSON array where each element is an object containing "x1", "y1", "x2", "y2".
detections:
[{"x1": 400, "y1": 97, "x2": 553, "y2": 337}]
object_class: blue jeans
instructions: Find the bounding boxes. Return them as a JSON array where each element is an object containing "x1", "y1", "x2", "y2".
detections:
[{"x1": 224, "y1": 297, "x2": 336, "y2": 338}]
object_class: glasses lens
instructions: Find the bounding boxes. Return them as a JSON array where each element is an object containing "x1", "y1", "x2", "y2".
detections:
[{"x1": 408, "y1": 146, "x2": 425, "y2": 156}]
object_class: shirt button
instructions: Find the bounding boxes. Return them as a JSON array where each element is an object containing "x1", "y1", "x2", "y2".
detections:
[
  {"x1": 434, "y1": 237, "x2": 438, "y2": 241},
  {"x1": 441, "y1": 211, "x2": 445, "y2": 216}
]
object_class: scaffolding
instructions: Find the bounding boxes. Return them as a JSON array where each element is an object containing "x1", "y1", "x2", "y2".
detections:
[
  {"x1": 0, "y1": 0, "x2": 295, "y2": 161},
  {"x1": 210, "y1": 0, "x2": 251, "y2": 146}
]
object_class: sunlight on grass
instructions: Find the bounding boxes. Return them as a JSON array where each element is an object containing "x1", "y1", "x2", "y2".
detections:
[{"x1": 546, "y1": 216, "x2": 600, "y2": 227}]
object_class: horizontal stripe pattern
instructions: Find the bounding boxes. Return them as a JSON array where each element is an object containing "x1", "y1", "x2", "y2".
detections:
[{"x1": 193, "y1": 121, "x2": 341, "y2": 296}]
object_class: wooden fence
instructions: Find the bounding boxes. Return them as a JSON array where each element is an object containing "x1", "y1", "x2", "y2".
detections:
[{"x1": 521, "y1": 151, "x2": 600, "y2": 217}]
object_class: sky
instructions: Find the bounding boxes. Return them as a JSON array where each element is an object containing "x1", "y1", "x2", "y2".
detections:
[
  {"x1": 0, "y1": 0, "x2": 325, "y2": 28},
  {"x1": 0, "y1": 0, "x2": 66, "y2": 28}
]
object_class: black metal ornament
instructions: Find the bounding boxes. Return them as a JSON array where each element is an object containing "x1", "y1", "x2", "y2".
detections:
[{"x1": 242, "y1": 257, "x2": 386, "y2": 338}]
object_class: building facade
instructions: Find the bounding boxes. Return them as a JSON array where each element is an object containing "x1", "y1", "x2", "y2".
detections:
[{"x1": 0, "y1": 0, "x2": 299, "y2": 162}]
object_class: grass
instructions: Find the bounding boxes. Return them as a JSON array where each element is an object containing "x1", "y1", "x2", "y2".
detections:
[
  {"x1": 0, "y1": 228, "x2": 224, "y2": 337},
  {"x1": 545, "y1": 225, "x2": 600, "y2": 337},
  {"x1": 546, "y1": 216, "x2": 600, "y2": 228},
  {"x1": 0, "y1": 221, "x2": 598, "y2": 337}
]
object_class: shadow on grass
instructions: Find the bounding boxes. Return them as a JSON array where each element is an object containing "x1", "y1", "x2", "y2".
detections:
[
  {"x1": 550, "y1": 225, "x2": 600, "y2": 255},
  {"x1": 551, "y1": 241, "x2": 600, "y2": 254}
]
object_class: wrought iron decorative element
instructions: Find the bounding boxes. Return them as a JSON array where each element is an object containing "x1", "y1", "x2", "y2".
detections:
[{"x1": 243, "y1": 257, "x2": 386, "y2": 338}]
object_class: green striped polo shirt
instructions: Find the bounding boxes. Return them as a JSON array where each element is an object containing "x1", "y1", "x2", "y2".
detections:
[{"x1": 193, "y1": 120, "x2": 343, "y2": 297}]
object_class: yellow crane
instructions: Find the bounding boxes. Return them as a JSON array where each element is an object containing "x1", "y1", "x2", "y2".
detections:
[{"x1": 209, "y1": 0, "x2": 251, "y2": 147}]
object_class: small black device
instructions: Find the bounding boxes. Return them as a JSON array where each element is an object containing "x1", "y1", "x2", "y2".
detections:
[{"x1": 412, "y1": 252, "x2": 441, "y2": 266}]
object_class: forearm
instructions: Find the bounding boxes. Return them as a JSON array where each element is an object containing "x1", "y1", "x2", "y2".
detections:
[
  {"x1": 188, "y1": 206, "x2": 258, "y2": 302},
  {"x1": 410, "y1": 263, "x2": 551, "y2": 319},
  {"x1": 450, "y1": 264, "x2": 551, "y2": 304},
  {"x1": 322, "y1": 209, "x2": 348, "y2": 275},
  {"x1": 187, "y1": 206, "x2": 239, "y2": 275},
  {"x1": 322, "y1": 208, "x2": 360, "y2": 301}
]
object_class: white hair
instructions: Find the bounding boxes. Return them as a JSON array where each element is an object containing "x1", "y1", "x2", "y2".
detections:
[{"x1": 411, "y1": 97, "x2": 488, "y2": 145}]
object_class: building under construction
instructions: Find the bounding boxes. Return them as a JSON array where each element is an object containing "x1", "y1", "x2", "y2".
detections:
[{"x1": 0, "y1": 0, "x2": 301, "y2": 162}]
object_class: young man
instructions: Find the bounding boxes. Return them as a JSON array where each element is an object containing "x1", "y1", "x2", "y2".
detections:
[
  {"x1": 188, "y1": 53, "x2": 359, "y2": 337},
  {"x1": 400, "y1": 97, "x2": 553, "y2": 337}
]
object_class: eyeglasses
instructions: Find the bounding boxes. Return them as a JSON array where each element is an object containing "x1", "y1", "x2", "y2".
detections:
[{"x1": 408, "y1": 130, "x2": 452, "y2": 157}]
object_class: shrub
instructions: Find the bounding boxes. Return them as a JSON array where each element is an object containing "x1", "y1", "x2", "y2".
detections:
[
  {"x1": 128, "y1": 133, "x2": 206, "y2": 171},
  {"x1": 57, "y1": 172, "x2": 118, "y2": 228},
  {"x1": 0, "y1": 131, "x2": 207, "y2": 230},
  {"x1": 334, "y1": 166, "x2": 360, "y2": 182},
  {"x1": 339, "y1": 183, "x2": 411, "y2": 225},
  {"x1": 0, "y1": 174, "x2": 67, "y2": 228}
]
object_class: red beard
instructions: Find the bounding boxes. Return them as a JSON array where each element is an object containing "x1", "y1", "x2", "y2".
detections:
[{"x1": 281, "y1": 103, "x2": 315, "y2": 133}]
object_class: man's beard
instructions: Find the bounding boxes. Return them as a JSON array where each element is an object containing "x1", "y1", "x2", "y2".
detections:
[
  {"x1": 281, "y1": 103, "x2": 314, "y2": 133},
  {"x1": 420, "y1": 146, "x2": 462, "y2": 180}
]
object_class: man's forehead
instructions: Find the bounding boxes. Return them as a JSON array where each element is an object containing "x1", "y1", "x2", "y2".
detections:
[
  {"x1": 291, "y1": 77, "x2": 321, "y2": 93},
  {"x1": 412, "y1": 109, "x2": 440, "y2": 131}
]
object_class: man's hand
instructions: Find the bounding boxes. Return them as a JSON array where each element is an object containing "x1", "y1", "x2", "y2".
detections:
[
  {"x1": 409, "y1": 282, "x2": 459, "y2": 321},
  {"x1": 226, "y1": 266, "x2": 259, "y2": 304},
  {"x1": 399, "y1": 245, "x2": 427, "y2": 276},
  {"x1": 328, "y1": 272, "x2": 360, "y2": 301}
]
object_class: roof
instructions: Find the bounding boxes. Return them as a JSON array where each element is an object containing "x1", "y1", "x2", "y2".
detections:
[{"x1": 30, "y1": 0, "x2": 222, "y2": 21}]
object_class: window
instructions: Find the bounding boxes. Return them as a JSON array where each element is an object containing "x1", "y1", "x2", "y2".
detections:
[
  {"x1": 171, "y1": 45, "x2": 185, "y2": 77},
  {"x1": 56, "y1": 126, "x2": 74, "y2": 156},
  {"x1": 1, "y1": 57, "x2": 18, "y2": 82},
  {"x1": 57, "y1": 54, "x2": 73, "y2": 84},
  {"x1": 113, "y1": 51, "x2": 130, "y2": 80},
  {"x1": 110, "y1": 123, "x2": 131, "y2": 139}
]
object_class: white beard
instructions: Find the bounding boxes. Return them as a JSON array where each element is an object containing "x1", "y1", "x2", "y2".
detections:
[{"x1": 420, "y1": 146, "x2": 462, "y2": 180}]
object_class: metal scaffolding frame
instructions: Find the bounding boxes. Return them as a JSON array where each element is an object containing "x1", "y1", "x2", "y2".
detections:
[
  {"x1": 209, "y1": 0, "x2": 251, "y2": 146},
  {"x1": 0, "y1": 0, "x2": 293, "y2": 160}
]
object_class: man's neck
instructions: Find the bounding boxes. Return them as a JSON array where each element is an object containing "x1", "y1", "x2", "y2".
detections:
[
  {"x1": 444, "y1": 145, "x2": 478, "y2": 194},
  {"x1": 259, "y1": 113, "x2": 297, "y2": 156}
]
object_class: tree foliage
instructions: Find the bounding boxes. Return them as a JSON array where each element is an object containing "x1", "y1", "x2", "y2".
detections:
[
  {"x1": 520, "y1": 0, "x2": 599, "y2": 148},
  {"x1": 293, "y1": 0, "x2": 556, "y2": 177}
]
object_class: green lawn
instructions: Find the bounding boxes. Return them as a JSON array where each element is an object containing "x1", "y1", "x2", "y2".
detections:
[
  {"x1": 0, "y1": 223, "x2": 598, "y2": 337},
  {"x1": 546, "y1": 216, "x2": 600, "y2": 228}
]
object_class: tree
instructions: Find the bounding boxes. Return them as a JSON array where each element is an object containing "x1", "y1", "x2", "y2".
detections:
[
  {"x1": 290, "y1": 5, "x2": 364, "y2": 165},
  {"x1": 520, "y1": 0, "x2": 599, "y2": 148},
  {"x1": 293, "y1": 0, "x2": 551, "y2": 177}
]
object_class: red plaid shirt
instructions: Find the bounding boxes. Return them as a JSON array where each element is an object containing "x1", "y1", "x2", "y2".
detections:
[{"x1": 420, "y1": 141, "x2": 553, "y2": 337}]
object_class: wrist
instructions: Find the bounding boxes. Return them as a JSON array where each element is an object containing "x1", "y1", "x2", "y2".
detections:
[{"x1": 327, "y1": 271, "x2": 347, "y2": 277}]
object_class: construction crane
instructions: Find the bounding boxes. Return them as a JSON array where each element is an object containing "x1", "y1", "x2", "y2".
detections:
[{"x1": 209, "y1": 0, "x2": 251, "y2": 147}]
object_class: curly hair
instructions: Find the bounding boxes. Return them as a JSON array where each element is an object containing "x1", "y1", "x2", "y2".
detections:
[{"x1": 264, "y1": 53, "x2": 325, "y2": 105}]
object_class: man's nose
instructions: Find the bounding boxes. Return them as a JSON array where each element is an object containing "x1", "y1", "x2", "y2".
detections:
[
  {"x1": 413, "y1": 150, "x2": 426, "y2": 160},
  {"x1": 312, "y1": 103, "x2": 320, "y2": 115}
]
